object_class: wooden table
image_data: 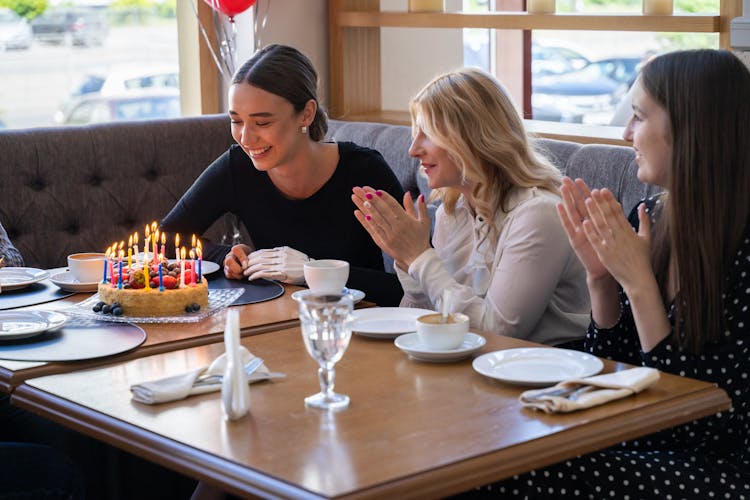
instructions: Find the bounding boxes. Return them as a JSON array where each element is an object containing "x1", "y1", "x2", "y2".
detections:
[
  {"x1": 0, "y1": 284, "x2": 307, "y2": 393},
  {"x1": 12, "y1": 326, "x2": 730, "y2": 499}
]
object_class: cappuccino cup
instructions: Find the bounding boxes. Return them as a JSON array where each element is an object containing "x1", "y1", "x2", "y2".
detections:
[
  {"x1": 416, "y1": 312, "x2": 470, "y2": 350},
  {"x1": 303, "y1": 259, "x2": 349, "y2": 295},
  {"x1": 68, "y1": 253, "x2": 106, "y2": 283}
]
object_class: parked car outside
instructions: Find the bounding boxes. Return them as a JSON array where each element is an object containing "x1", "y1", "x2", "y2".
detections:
[
  {"x1": 0, "y1": 8, "x2": 33, "y2": 50},
  {"x1": 54, "y1": 88, "x2": 181, "y2": 125},
  {"x1": 69, "y1": 65, "x2": 179, "y2": 97},
  {"x1": 579, "y1": 57, "x2": 643, "y2": 87},
  {"x1": 31, "y1": 8, "x2": 107, "y2": 47},
  {"x1": 531, "y1": 40, "x2": 590, "y2": 77},
  {"x1": 532, "y1": 60, "x2": 630, "y2": 124}
]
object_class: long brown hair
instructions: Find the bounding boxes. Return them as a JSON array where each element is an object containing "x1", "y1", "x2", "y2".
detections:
[
  {"x1": 232, "y1": 44, "x2": 328, "y2": 141},
  {"x1": 641, "y1": 49, "x2": 750, "y2": 352},
  {"x1": 409, "y1": 68, "x2": 560, "y2": 244}
]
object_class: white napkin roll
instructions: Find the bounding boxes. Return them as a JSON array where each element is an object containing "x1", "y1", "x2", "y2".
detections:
[
  {"x1": 520, "y1": 366, "x2": 660, "y2": 414},
  {"x1": 221, "y1": 309, "x2": 251, "y2": 420}
]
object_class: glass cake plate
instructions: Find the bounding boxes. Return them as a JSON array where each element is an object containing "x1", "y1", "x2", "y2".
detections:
[{"x1": 64, "y1": 288, "x2": 245, "y2": 324}]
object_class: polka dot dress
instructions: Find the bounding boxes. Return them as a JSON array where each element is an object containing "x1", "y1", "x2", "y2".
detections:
[{"x1": 460, "y1": 197, "x2": 750, "y2": 499}]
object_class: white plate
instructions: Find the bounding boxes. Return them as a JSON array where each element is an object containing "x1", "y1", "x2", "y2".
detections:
[
  {"x1": 49, "y1": 271, "x2": 100, "y2": 293},
  {"x1": 291, "y1": 288, "x2": 365, "y2": 304},
  {"x1": 350, "y1": 307, "x2": 436, "y2": 338},
  {"x1": 0, "y1": 267, "x2": 50, "y2": 291},
  {"x1": 472, "y1": 348, "x2": 603, "y2": 386},
  {"x1": 395, "y1": 332, "x2": 486, "y2": 362},
  {"x1": 0, "y1": 310, "x2": 67, "y2": 340}
]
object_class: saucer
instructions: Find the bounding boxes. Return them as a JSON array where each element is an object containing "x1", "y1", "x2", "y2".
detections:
[
  {"x1": 394, "y1": 332, "x2": 486, "y2": 362},
  {"x1": 351, "y1": 307, "x2": 435, "y2": 339},
  {"x1": 291, "y1": 288, "x2": 365, "y2": 304},
  {"x1": 49, "y1": 271, "x2": 100, "y2": 293}
]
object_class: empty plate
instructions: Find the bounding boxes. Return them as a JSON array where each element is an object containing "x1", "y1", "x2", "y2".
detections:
[
  {"x1": 350, "y1": 307, "x2": 435, "y2": 339},
  {"x1": 0, "y1": 310, "x2": 67, "y2": 341},
  {"x1": 0, "y1": 267, "x2": 50, "y2": 292},
  {"x1": 395, "y1": 332, "x2": 486, "y2": 362},
  {"x1": 472, "y1": 348, "x2": 603, "y2": 386}
]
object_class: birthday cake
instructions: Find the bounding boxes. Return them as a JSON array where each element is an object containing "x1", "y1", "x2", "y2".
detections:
[
  {"x1": 94, "y1": 226, "x2": 209, "y2": 317},
  {"x1": 96, "y1": 261, "x2": 209, "y2": 317}
]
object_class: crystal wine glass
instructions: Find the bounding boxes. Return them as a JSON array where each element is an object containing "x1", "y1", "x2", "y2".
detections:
[{"x1": 298, "y1": 292, "x2": 354, "y2": 410}]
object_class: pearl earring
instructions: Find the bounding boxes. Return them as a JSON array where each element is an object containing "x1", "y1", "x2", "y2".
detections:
[{"x1": 301, "y1": 125, "x2": 308, "y2": 134}]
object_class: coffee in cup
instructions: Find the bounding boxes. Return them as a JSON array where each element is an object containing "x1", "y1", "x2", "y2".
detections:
[
  {"x1": 416, "y1": 312, "x2": 470, "y2": 350},
  {"x1": 303, "y1": 259, "x2": 349, "y2": 295},
  {"x1": 68, "y1": 252, "x2": 106, "y2": 283}
]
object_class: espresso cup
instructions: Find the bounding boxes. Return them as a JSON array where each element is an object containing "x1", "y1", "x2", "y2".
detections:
[
  {"x1": 416, "y1": 312, "x2": 470, "y2": 350},
  {"x1": 68, "y1": 252, "x2": 106, "y2": 283},
  {"x1": 303, "y1": 259, "x2": 349, "y2": 295}
]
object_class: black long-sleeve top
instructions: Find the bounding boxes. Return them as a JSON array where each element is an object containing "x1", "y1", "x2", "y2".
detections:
[{"x1": 161, "y1": 141, "x2": 405, "y2": 306}]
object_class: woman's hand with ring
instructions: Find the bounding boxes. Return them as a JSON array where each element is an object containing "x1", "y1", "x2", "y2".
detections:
[{"x1": 352, "y1": 186, "x2": 431, "y2": 269}]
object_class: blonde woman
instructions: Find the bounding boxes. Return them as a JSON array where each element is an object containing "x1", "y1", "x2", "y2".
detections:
[{"x1": 352, "y1": 67, "x2": 589, "y2": 346}]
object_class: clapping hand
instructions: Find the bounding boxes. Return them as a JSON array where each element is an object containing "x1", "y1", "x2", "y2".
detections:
[
  {"x1": 351, "y1": 186, "x2": 431, "y2": 270},
  {"x1": 557, "y1": 177, "x2": 611, "y2": 282},
  {"x1": 582, "y1": 188, "x2": 653, "y2": 293}
]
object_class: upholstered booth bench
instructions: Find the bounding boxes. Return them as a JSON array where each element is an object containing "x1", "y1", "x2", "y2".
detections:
[{"x1": 0, "y1": 115, "x2": 658, "y2": 269}]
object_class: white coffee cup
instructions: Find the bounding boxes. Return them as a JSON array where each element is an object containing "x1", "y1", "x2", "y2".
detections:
[
  {"x1": 416, "y1": 312, "x2": 470, "y2": 350},
  {"x1": 68, "y1": 252, "x2": 106, "y2": 283},
  {"x1": 303, "y1": 259, "x2": 349, "y2": 295}
]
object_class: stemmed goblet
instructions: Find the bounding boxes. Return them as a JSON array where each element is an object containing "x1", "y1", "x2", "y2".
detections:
[{"x1": 298, "y1": 292, "x2": 354, "y2": 410}]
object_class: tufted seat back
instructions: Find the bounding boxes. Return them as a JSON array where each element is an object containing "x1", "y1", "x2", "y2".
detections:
[
  {"x1": 1, "y1": 115, "x2": 658, "y2": 270},
  {"x1": 0, "y1": 114, "x2": 234, "y2": 269}
]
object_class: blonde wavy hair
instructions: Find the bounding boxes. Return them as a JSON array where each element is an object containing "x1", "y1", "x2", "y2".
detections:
[{"x1": 410, "y1": 67, "x2": 561, "y2": 242}]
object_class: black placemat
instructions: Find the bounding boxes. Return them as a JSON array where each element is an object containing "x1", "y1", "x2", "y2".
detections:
[
  {"x1": 207, "y1": 275, "x2": 284, "y2": 306},
  {"x1": 0, "y1": 316, "x2": 146, "y2": 362},
  {"x1": 0, "y1": 280, "x2": 75, "y2": 311}
]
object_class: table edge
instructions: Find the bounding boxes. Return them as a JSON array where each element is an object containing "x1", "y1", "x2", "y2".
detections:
[{"x1": 11, "y1": 382, "x2": 730, "y2": 499}]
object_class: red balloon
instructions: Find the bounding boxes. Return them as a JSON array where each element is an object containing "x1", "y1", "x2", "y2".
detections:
[{"x1": 203, "y1": 0, "x2": 257, "y2": 18}]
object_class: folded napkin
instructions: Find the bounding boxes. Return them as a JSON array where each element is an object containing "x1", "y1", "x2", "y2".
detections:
[
  {"x1": 519, "y1": 367, "x2": 660, "y2": 414},
  {"x1": 130, "y1": 345, "x2": 282, "y2": 405}
]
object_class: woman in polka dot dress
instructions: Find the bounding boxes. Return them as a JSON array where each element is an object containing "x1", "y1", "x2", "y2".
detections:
[{"x1": 464, "y1": 49, "x2": 750, "y2": 498}]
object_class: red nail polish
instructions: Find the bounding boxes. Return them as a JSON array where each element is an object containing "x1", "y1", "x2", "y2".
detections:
[
  {"x1": 419, "y1": 194, "x2": 425, "y2": 202},
  {"x1": 365, "y1": 193, "x2": 373, "y2": 200},
  {"x1": 365, "y1": 215, "x2": 372, "y2": 221},
  {"x1": 376, "y1": 190, "x2": 383, "y2": 197}
]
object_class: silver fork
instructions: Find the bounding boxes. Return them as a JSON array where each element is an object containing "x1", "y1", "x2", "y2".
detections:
[
  {"x1": 193, "y1": 357, "x2": 264, "y2": 387},
  {"x1": 525, "y1": 384, "x2": 586, "y2": 400}
]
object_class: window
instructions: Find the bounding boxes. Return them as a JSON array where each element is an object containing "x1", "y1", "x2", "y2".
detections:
[{"x1": 0, "y1": 1, "x2": 179, "y2": 130}]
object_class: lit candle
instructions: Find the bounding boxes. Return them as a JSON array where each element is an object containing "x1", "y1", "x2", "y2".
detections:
[
  {"x1": 102, "y1": 246, "x2": 110, "y2": 283},
  {"x1": 527, "y1": 0, "x2": 555, "y2": 13},
  {"x1": 179, "y1": 247, "x2": 186, "y2": 288},
  {"x1": 196, "y1": 241, "x2": 203, "y2": 283},
  {"x1": 642, "y1": 0, "x2": 672, "y2": 14},
  {"x1": 158, "y1": 261, "x2": 164, "y2": 292},
  {"x1": 189, "y1": 249, "x2": 195, "y2": 285},
  {"x1": 153, "y1": 228, "x2": 159, "y2": 261},
  {"x1": 133, "y1": 232, "x2": 139, "y2": 265},
  {"x1": 160, "y1": 232, "x2": 166, "y2": 260},
  {"x1": 118, "y1": 250, "x2": 123, "y2": 290},
  {"x1": 127, "y1": 235, "x2": 133, "y2": 271},
  {"x1": 174, "y1": 234, "x2": 180, "y2": 262},
  {"x1": 144, "y1": 225, "x2": 150, "y2": 260},
  {"x1": 109, "y1": 259, "x2": 115, "y2": 287},
  {"x1": 143, "y1": 233, "x2": 151, "y2": 291}
]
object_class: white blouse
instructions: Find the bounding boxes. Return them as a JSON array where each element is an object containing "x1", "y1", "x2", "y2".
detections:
[{"x1": 397, "y1": 187, "x2": 590, "y2": 346}]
